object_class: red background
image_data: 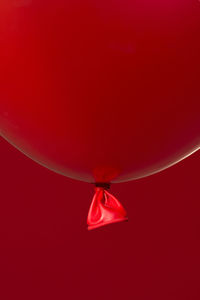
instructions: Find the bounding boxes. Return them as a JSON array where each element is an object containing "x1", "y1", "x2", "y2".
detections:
[{"x1": 0, "y1": 137, "x2": 200, "y2": 300}]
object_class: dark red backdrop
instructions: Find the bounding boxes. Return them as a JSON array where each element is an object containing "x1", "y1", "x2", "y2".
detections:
[{"x1": 0, "y1": 137, "x2": 200, "y2": 300}]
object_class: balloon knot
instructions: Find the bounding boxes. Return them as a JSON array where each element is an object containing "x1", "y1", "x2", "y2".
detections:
[
  {"x1": 87, "y1": 185, "x2": 128, "y2": 230},
  {"x1": 95, "y1": 182, "x2": 110, "y2": 190}
]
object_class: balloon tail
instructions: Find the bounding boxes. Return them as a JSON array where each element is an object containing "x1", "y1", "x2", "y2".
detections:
[{"x1": 87, "y1": 187, "x2": 128, "y2": 230}]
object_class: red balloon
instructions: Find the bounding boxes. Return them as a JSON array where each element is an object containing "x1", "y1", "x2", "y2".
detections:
[{"x1": 0, "y1": 0, "x2": 200, "y2": 229}]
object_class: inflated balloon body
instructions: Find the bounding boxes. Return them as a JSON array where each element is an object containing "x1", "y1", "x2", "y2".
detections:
[{"x1": 0, "y1": 0, "x2": 200, "y2": 229}]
